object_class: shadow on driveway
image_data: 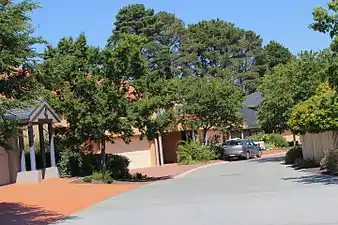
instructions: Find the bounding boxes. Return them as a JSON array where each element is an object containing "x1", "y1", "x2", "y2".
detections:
[
  {"x1": 282, "y1": 174, "x2": 338, "y2": 185},
  {"x1": 250, "y1": 155, "x2": 285, "y2": 163},
  {"x1": 0, "y1": 202, "x2": 78, "y2": 225}
]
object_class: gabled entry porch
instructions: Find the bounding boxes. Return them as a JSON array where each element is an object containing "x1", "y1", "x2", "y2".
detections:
[{"x1": 4, "y1": 99, "x2": 61, "y2": 184}]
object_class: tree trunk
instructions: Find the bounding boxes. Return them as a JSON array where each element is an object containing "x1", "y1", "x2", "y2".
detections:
[
  {"x1": 202, "y1": 129, "x2": 208, "y2": 145},
  {"x1": 100, "y1": 139, "x2": 106, "y2": 171},
  {"x1": 192, "y1": 129, "x2": 197, "y2": 141},
  {"x1": 293, "y1": 133, "x2": 296, "y2": 147}
]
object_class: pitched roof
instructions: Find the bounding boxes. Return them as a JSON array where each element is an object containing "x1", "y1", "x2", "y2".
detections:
[
  {"x1": 4, "y1": 99, "x2": 61, "y2": 124},
  {"x1": 240, "y1": 92, "x2": 263, "y2": 129}
]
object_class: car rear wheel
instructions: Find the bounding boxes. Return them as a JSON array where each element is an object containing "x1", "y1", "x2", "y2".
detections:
[{"x1": 256, "y1": 150, "x2": 262, "y2": 158}]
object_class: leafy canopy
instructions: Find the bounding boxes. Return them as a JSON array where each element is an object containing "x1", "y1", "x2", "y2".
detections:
[
  {"x1": 289, "y1": 82, "x2": 338, "y2": 134},
  {"x1": 180, "y1": 19, "x2": 264, "y2": 94},
  {"x1": 178, "y1": 77, "x2": 244, "y2": 132},
  {"x1": 0, "y1": 0, "x2": 44, "y2": 147},
  {"x1": 258, "y1": 51, "x2": 329, "y2": 133}
]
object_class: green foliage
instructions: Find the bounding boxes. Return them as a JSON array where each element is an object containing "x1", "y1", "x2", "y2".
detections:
[
  {"x1": 258, "y1": 51, "x2": 329, "y2": 133},
  {"x1": 109, "y1": 4, "x2": 155, "y2": 43},
  {"x1": 180, "y1": 19, "x2": 264, "y2": 94},
  {"x1": 58, "y1": 149, "x2": 130, "y2": 179},
  {"x1": 310, "y1": 1, "x2": 338, "y2": 89},
  {"x1": 103, "y1": 154, "x2": 130, "y2": 179},
  {"x1": 320, "y1": 149, "x2": 338, "y2": 173},
  {"x1": 177, "y1": 141, "x2": 216, "y2": 165},
  {"x1": 104, "y1": 34, "x2": 148, "y2": 82},
  {"x1": 58, "y1": 150, "x2": 87, "y2": 177},
  {"x1": 0, "y1": 0, "x2": 44, "y2": 74},
  {"x1": 310, "y1": 0, "x2": 337, "y2": 40},
  {"x1": 263, "y1": 41, "x2": 293, "y2": 71},
  {"x1": 0, "y1": 0, "x2": 45, "y2": 147},
  {"x1": 289, "y1": 83, "x2": 338, "y2": 134},
  {"x1": 82, "y1": 176, "x2": 92, "y2": 183},
  {"x1": 247, "y1": 133, "x2": 288, "y2": 148},
  {"x1": 90, "y1": 171, "x2": 113, "y2": 184},
  {"x1": 178, "y1": 77, "x2": 244, "y2": 141},
  {"x1": 285, "y1": 146, "x2": 303, "y2": 165}
]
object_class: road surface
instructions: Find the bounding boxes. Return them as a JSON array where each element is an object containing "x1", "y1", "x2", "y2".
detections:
[{"x1": 53, "y1": 153, "x2": 338, "y2": 225}]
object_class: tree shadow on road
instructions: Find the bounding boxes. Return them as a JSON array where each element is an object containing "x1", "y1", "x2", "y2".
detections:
[
  {"x1": 251, "y1": 156, "x2": 285, "y2": 163},
  {"x1": 0, "y1": 202, "x2": 78, "y2": 225},
  {"x1": 282, "y1": 173, "x2": 338, "y2": 185}
]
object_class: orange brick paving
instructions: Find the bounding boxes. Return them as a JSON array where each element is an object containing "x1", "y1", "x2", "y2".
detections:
[
  {"x1": 0, "y1": 152, "x2": 285, "y2": 225},
  {"x1": 130, "y1": 160, "x2": 223, "y2": 178},
  {"x1": 0, "y1": 178, "x2": 137, "y2": 225}
]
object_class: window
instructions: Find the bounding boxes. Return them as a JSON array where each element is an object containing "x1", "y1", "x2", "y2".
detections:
[{"x1": 227, "y1": 140, "x2": 243, "y2": 146}]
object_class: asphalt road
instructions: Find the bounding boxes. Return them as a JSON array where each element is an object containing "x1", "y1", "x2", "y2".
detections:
[{"x1": 53, "y1": 153, "x2": 338, "y2": 225}]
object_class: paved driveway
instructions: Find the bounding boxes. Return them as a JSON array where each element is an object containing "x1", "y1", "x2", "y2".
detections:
[{"x1": 53, "y1": 154, "x2": 338, "y2": 225}]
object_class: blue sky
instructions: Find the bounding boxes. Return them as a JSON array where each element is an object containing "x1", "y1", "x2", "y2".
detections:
[{"x1": 31, "y1": 0, "x2": 331, "y2": 54}]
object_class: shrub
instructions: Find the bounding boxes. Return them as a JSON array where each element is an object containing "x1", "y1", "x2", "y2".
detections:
[
  {"x1": 293, "y1": 158, "x2": 318, "y2": 169},
  {"x1": 285, "y1": 146, "x2": 303, "y2": 164},
  {"x1": 90, "y1": 171, "x2": 113, "y2": 184},
  {"x1": 104, "y1": 154, "x2": 130, "y2": 179},
  {"x1": 177, "y1": 141, "x2": 216, "y2": 165},
  {"x1": 320, "y1": 149, "x2": 338, "y2": 173},
  {"x1": 58, "y1": 149, "x2": 88, "y2": 177},
  {"x1": 248, "y1": 133, "x2": 288, "y2": 148},
  {"x1": 82, "y1": 176, "x2": 92, "y2": 183},
  {"x1": 58, "y1": 150, "x2": 130, "y2": 179}
]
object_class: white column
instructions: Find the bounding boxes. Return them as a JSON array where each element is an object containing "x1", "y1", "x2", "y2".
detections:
[
  {"x1": 154, "y1": 138, "x2": 160, "y2": 166},
  {"x1": 241, "y1": 130, "x2": 244, "y2": 139},
  {"x1": 158, "y1": 135, "x2": 164, "y2": 166},
  {"x1": 18, "y1": 131, "x2": 26, "y2": 172},
  {"x1": 28, "y1": 125, "x2": 36, "y2": 171},
  {"x1": 48, "y1": 123, "x2": 56, "y2": 167}
]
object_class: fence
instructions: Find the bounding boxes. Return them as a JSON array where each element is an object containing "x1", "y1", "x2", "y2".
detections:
[{"x1": 300, "y1": 131, "x2": 338, "y2": 163}]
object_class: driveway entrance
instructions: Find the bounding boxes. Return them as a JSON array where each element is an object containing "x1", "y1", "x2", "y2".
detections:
[{"x1": 51, "y1": 153, "x2": 338, "y2": 225}]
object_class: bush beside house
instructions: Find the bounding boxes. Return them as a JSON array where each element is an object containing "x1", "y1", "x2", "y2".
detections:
[
  {"x1": 177, "y1": 141, "x2": 217, "y2": 165},
  {"x1": 248, "y1": 133, "x2": 288, "y2": 148},
  {"x1": 320, "y1": 149, "x2": 338, "y2": 174},
  {"x1": 58, "y1": 150, "x2": 131, "y2": 179}
]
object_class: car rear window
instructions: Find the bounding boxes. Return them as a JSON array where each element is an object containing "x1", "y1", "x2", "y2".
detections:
[{"x1": 227, "y1": 140, "x2": 243, "y2": 146}]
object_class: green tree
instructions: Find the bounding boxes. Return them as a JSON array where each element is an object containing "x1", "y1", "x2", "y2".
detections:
[
  {"x1": 36, "y1": 33, "x2": 103, "y2": 111},
  {"x1": 263, "y1": 40, "x2": 293, "y2": 71},
  {"x1": 310, "y1": 0, "x2": 338, "y2": 88},
  {"x1": 258, "y1": 51, "x2": 329, "y2": 133},
  {"x1": 61, "y1": 76, "x2": 133, "y2": 170},
  {"x1": 107, "y1": 5, "x2": 187, "y2": 141},
  {"x1": 108, "y1": 4, "x2": 155, "y2": 44},
  {"x1": 310, "y1": 0, "x2": 337, "y2": 45},
  {"x1": 104, "y1": 34, "x2": 147, "y2": 83},
  {"x1": 143, "y1": 11, "x2": 185, "y2": 79},
  {"x1": 37, "y1": 33, "x2": 135, "y2": 169},
  {"x1": 180, "y1": 19, "x2": 264, "y2": 94},
  {"x1": 109, "y1": 5, "x2": 186, "y2": 80},
  {"x1": 0, "y1": 0, "x2": 44, "y2": 146},
  {"x1": 289, "y1": 82, "x2": 338, "y2": 134},
  {"x1": 178, "y1": 77, "x2": 243, "y2": 143}
]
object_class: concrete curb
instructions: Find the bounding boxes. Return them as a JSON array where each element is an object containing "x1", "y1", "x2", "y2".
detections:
[{"x1": 174, "y1": 161, "x2": 227, "y2": 179}]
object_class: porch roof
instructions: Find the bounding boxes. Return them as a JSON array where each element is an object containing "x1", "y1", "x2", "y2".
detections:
[{"x1": 4, "y1": 99, "x2": 61, "y2": 124}]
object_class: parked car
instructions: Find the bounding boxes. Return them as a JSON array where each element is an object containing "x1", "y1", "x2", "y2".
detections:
[{"x1": 222, "y1": 139, "x2": 262, "y2": 160}]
